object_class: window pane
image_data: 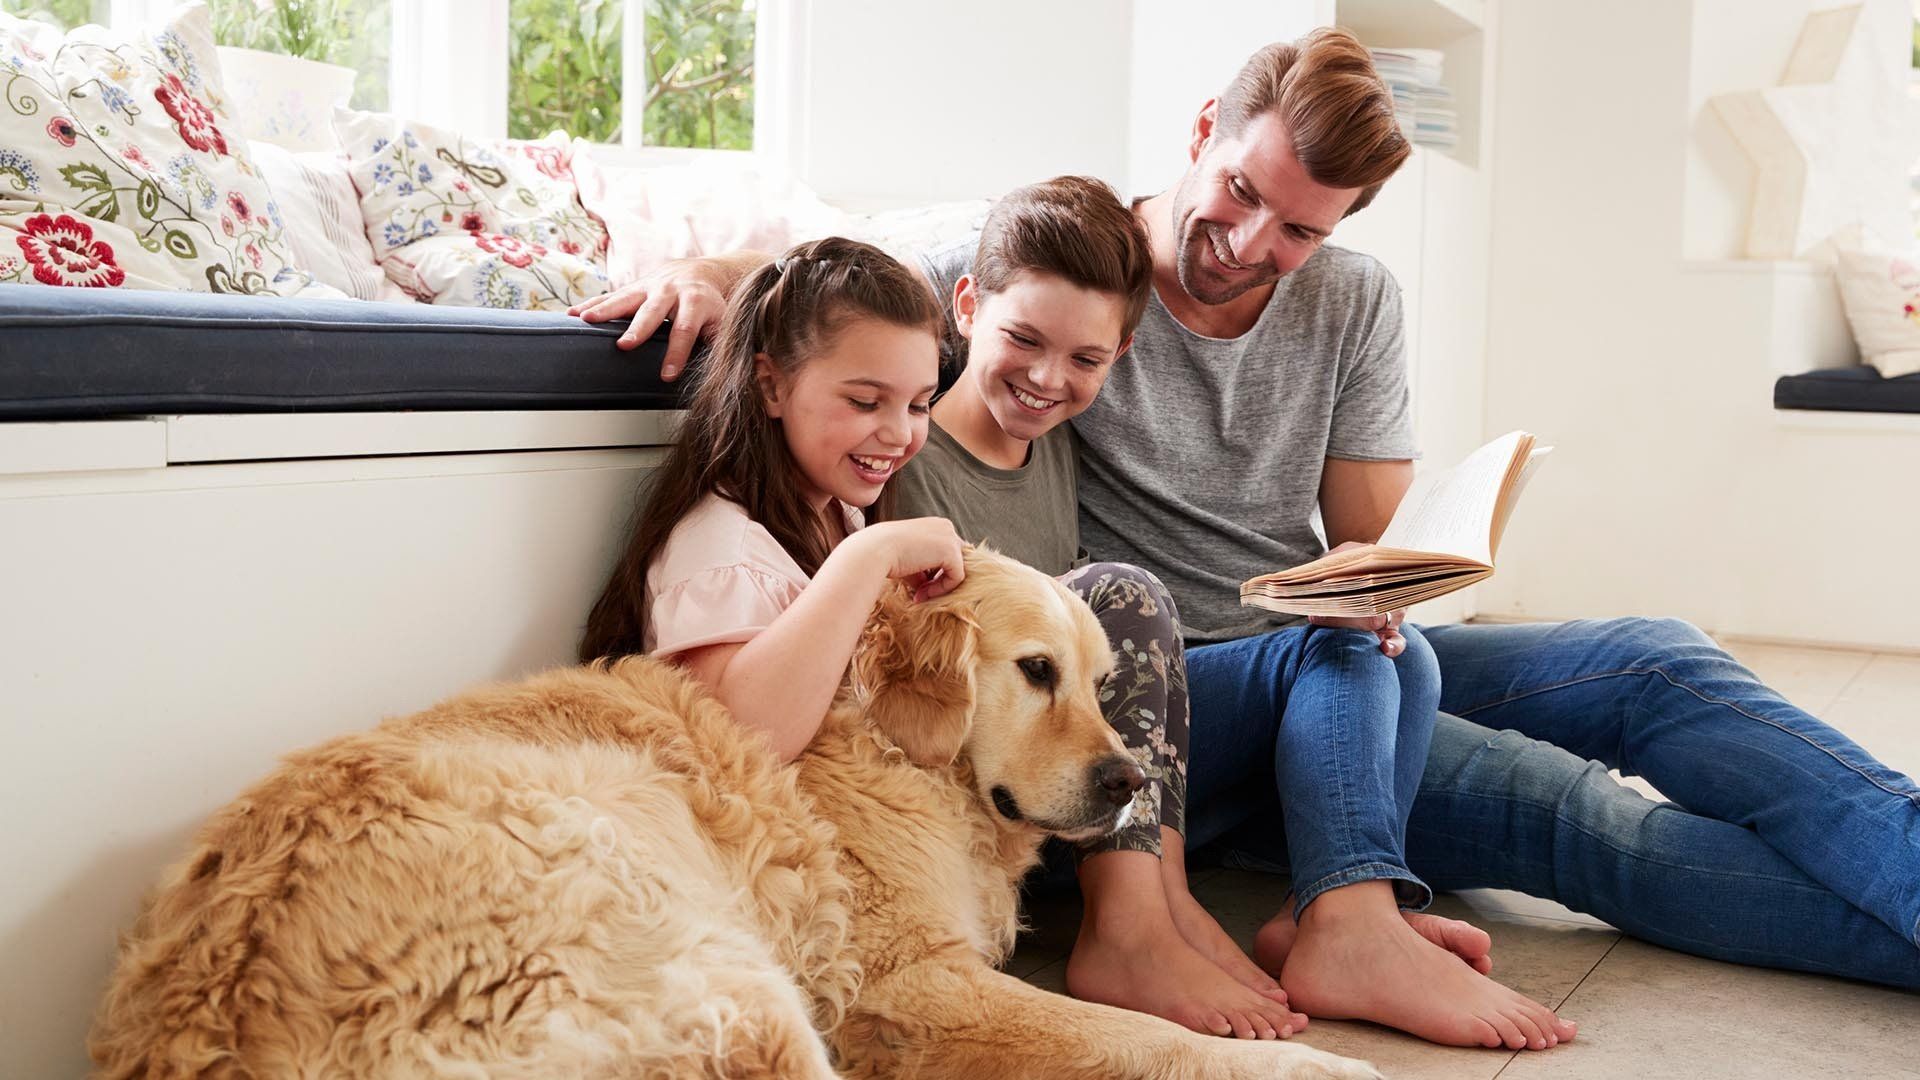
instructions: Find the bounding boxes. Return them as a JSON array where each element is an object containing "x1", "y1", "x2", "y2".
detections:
[
  {"x1": 206, "y1": 0, "x2": 390, "y2": 111},
  {"x1": 644, "y1": 0, "x2": 754, "y2": 150},
  {"x1": 508, "y1": 0, "x2": 622, "y2": 143},
  {"x1": 0, "y1": 0, "x2": 110, "y2": 31}
]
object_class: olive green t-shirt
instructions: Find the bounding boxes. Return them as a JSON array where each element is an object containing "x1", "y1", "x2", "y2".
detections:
[{"x1": 888, "y1": 421, "x2": 1085, "y2": 576}]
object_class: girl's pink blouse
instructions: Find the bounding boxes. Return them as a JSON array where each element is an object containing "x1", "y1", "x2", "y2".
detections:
[{"x1": 643, "y1": 494, "x2": 864, "y2": 657}]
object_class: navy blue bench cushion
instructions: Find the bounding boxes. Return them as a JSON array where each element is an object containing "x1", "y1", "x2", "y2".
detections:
[
  {"x1": 1774, "y1": 366, "x2": 1920, "y2": 415},
  {"x1": 0, "y1": 284, "x2": 688, "y2": 420}
]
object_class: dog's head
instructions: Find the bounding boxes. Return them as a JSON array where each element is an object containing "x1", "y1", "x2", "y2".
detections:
[{"x1": 851, "y1": 547, "x2": 1145, "y2": 842}]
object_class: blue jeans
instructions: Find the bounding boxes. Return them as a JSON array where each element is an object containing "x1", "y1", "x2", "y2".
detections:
[
  {"x1": 1184, "y1": 623, "x2": 1443, "y2": 915},
  {"x1": 1403, "y1": 618, "x2": 1920, "y2": 989}
]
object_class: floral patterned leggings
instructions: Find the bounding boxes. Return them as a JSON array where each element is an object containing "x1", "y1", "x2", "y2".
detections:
[{"x1": 1057, "y1": 562, "x2": 1190, "y2": 859}]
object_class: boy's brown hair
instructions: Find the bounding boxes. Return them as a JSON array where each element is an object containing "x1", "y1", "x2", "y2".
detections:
[
  {"x1": 1216, "y1": 28, "x2": 1411, "y2": 216},
  {"x1": 969, "y1": 175, "x2": 1153, "y2": 343}
]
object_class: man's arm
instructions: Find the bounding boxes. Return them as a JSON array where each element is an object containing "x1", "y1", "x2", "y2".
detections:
[
  {"x1": 1319, "y1": 457, "x2": 1414, "y2": 547},
  {"x1": 568, "y1": 248, "x2": 942, "y2": 381},
  {"x1": 568, "y1": 249, "x2": 776, "y2": 378}
]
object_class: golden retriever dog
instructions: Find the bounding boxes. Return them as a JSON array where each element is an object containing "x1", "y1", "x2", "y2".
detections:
[{"x1": 90, "y1": 549, "x2": 1377, "y2": 1079}]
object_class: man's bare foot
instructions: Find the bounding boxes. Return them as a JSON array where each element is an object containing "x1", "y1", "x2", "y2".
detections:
[
  {"x1": 1253, "y1": 894, "x2": 1495, "y2": 977},
  {"x1": 1166, "y1": 884, "x2": 1289, "y2": 994},
  {"x1": 1067, "y1": 918, "x2": 1310, "y2": 1040},
  {"x1": 1278, "y1": 882, "x2": 1576, "y2": 1050}
]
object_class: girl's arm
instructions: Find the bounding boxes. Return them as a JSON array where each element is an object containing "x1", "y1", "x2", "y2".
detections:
[{"x1": 672, "y1": 518, "x2": 965, "y2": 762}]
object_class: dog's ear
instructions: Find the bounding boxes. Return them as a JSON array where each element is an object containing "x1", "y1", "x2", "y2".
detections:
[{"x1": 852, "y1": 585, "x2": 978, "y2": 767}]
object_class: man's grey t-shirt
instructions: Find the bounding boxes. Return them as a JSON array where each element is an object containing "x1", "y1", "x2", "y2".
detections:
[{"x1": 920, "y1": 238, "x2": 1416, "y2": 643}]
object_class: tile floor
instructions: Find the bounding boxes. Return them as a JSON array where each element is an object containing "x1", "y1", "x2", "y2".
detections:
[{"x1": 1008, "y1": 639, "x2": 1920, "y2": 1080}]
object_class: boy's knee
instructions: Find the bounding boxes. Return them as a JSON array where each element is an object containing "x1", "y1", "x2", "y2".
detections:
[{"x1": 1071, "y1": 561, "x2": 1183, "y2": 638}]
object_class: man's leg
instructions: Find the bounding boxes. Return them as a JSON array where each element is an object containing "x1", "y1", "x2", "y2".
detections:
[
  {"x1": 1185, "y1": 628, "x2": 1574, "y2": 1050},
  {"x1": 1407, "y1": 712, "x2": 1920, "y2": 989},
  {"x1": 1420, "y1": 618, "x2": 1920, "y2": 952}
]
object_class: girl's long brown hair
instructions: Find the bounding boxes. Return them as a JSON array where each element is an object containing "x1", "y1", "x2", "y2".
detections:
[{"x1": 580, "y1": 236, "x2": 942, "y2": 662}]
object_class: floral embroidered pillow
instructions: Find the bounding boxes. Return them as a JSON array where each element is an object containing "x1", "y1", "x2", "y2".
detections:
[
  {"x1": 334, "y1": 110, "x2": 610, "y2": 309},
  {"x1": 0, "y1": 5, "x2": 326, "y2": 296},
  {"x1": 378, "y1": 230, "x2": 608, "y2": 312}
]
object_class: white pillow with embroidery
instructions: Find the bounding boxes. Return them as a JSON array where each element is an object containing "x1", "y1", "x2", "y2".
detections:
[
  {"x1": 379, "y1": 230, "x2": 607, "y2": 311},
  {"x1": 333, "y1": 109, "x2": 609, "y2": 310},
  {"x1": 0, "y1": 4, "x2": 329, "y2": 296},
  {"x1": 1834, "y1": 245, "x2": 1920, "y2": 378}
]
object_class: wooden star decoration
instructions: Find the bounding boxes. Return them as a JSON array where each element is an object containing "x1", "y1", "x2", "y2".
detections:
[{"x1": 1710, "y1": 3, "x2": 1915, "y2": 258}]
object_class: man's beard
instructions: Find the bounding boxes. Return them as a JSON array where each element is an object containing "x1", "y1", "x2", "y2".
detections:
[{"x1": 1170, "y1": 178, "x2": 1281, "y2": 306}]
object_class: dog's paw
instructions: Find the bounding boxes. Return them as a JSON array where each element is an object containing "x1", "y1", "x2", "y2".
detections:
[{"x1": 1218, "y1": 1041, "x2": 1381, "y2": 1080}]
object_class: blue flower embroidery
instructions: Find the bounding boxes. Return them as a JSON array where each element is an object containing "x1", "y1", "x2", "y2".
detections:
[
  {"x1": 416, "y1": 163, "x2": 432, "y2": 184},
  {"x1": 0, "y1": 149, "x2": 40, "y2": 193},
  {"x1": 418, "y1": 218, "x2": 438, "y2": 237},
  {"x1": 371, "y1": 137, "x2": 390, "y2": 154},
  {"x1": 372, "y1": 162, "x2": 395, "y2": 185},
  {"x1": 383, "y1": 222, "x2": 408, "y2": 247},
  {"x1": 395, "y1": 180, "x2": 415, "y2": 196}
]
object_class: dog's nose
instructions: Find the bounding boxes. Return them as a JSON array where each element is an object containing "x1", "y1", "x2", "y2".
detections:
[{"x1": 1092, "y1": 756, "x2": 1147, "y2": 806}]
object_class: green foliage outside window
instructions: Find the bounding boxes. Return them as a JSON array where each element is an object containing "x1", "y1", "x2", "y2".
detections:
[
  {"x1": 206, "y1": 0, "x2": 390, "y2": 110},
  {"x1": 0, "y1": 0, "x2": 109, "y2": 31},
  {"x1": 643, "y1": 0, "x2": 754, "y2": 149},
  {"x1": 508, "y1": 0, "x2": 624, "y2": 143},
  {"x1": 508, "y1": 0, "x2": 754, "y2": 149}
]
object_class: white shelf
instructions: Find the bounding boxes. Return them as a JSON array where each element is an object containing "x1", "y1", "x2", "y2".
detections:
[{"x1": 1335, "y1": 0, "x2": 1483, "y2": 43}]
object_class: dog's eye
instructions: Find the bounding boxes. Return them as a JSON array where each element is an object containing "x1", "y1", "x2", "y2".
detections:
[{"x1": 1017, "y1": 656, "x2": 1054, "y2": 688}]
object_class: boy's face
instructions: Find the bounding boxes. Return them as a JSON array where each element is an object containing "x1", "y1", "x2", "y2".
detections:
[{"x1": 955, "y1": 270, "x2": 1131, "y2": 444}]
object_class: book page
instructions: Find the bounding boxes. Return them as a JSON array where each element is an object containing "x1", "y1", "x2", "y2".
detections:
[{"x1": 1375, "y1": 431, "x2": 1531, "y2": 565}]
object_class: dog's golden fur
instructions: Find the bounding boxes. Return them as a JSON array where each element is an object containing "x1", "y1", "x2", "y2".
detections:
[{"x1": 90, "y1": 550, "x2": 1375, "y2": 1079}]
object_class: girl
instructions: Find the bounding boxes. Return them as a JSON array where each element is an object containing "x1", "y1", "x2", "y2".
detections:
[
  {"x1": 579, "y1": 236, "x2": 965, "y2": 763},
  {"x1": 887, "y1": 177, "x2": 1544, "y2": 1047}
]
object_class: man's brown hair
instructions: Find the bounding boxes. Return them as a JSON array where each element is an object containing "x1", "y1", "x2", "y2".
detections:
[
  {"x1": 1216, "y1": 28, "x2": 1411, "y2": 216},
  {"x1": 970, "y1": 175, "x2": 1153, "y2": 342}
]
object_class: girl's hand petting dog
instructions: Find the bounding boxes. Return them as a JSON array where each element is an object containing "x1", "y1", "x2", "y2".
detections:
[{"x1": 1306, "y1": 542, "x2": 1408, "y2": 656}]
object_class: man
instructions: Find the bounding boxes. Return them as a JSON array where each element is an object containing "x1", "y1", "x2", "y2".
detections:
[{"x1": 571, "y1": 29, "x2": 1920, "y2": 1047}]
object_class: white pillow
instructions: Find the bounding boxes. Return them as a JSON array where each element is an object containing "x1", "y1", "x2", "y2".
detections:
[
  {"x1": 1834, "y1": 245, "x2": 1920, "y2": 378},
  {"x1": 248, "y1": 140, "x2": 406, "y2": 302}
]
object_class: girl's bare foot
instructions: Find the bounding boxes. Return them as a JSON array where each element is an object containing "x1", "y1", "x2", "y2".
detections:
[
  {"x1": 1167, "y1": 884, "x2": 1291, "y2": 995},
  {"x1": 1277, "y1": 882, "x2": 1576, "y2": 1051},
  {"x1": 1073, "y1": 849, "x2": 1307, "y2": 1040},
  {"x1": 1253, "y1": 893, "x2": 1495, "y2": 976},
  {"x1": 1066, "y1": 916, "x2": 1309, "y2": 1040}
]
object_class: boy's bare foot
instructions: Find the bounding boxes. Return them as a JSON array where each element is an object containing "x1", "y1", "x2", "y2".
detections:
[
  {"x1": 1166, "y1": 884, "x2": 1290, "y2": 994},
  {"x1": 1253, "y1": 893, "x2": 1495, "y2": 976},
  {"x1": 1278, "y1": 882, "x2": 1576, "y2": 1051},
  {"x1": 1067, "y1": 917, "x2": 1310, "y2": 1040}
]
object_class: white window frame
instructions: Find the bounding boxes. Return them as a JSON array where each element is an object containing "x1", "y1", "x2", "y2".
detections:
[{"x1": 103, "y1": 0, "x2": 792, "y2": 164}]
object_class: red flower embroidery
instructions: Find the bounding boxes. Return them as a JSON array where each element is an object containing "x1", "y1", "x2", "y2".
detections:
[
  {"x1": 460, "y1": 211, "x2": 485, "y2": 232},
  {"x1": 246, "y1": 242, "x2": 262, "y2": 269},
  {"x1": 16, "y1": 213, "x2": 126, "y2": 288},
  {"x1": 121, "y1": 144, "x2": 151, "y2": 170},
  {"x1": 46, "y1": 117, "x2": 78, "y2": 147},
  {"x1": 558, "y1": 238, "x2": 581, "y2": 255},
  {"x1": 154, "y1": 74, "x2": 228, "y2": 156},
  {"x1": 220, "y1": 215, "x2": 235, "y2": 237},
  {"x1": 226, "y1": 192, "x2": 252, "y2": 220},
  {"x1": 474, "y1": 231, "x2": 545, "y2": 269},
  {"x1": 522, "y1": 144, "x2": 567, "y2": 180}
]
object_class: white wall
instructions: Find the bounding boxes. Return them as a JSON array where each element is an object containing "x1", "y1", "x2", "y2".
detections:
[
  {"x1": 1479, "y1": 0, "x2": 1920, "y2": 650},
  {"x1": 781, "y1": 0, "x2": 1135, "y2": 208},
  {"x1": 1125, "y1": 0, "x2": 1328, "y2": 195}
]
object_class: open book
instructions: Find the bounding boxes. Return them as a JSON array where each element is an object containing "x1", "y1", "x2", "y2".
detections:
[{"x1": 1240, "y1": 431, "x2": 1551, "y2": 618}]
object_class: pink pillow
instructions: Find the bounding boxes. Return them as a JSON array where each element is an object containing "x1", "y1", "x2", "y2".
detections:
[{"x1": 570, "y1": 143, "x2": 852, "y2": 288}]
